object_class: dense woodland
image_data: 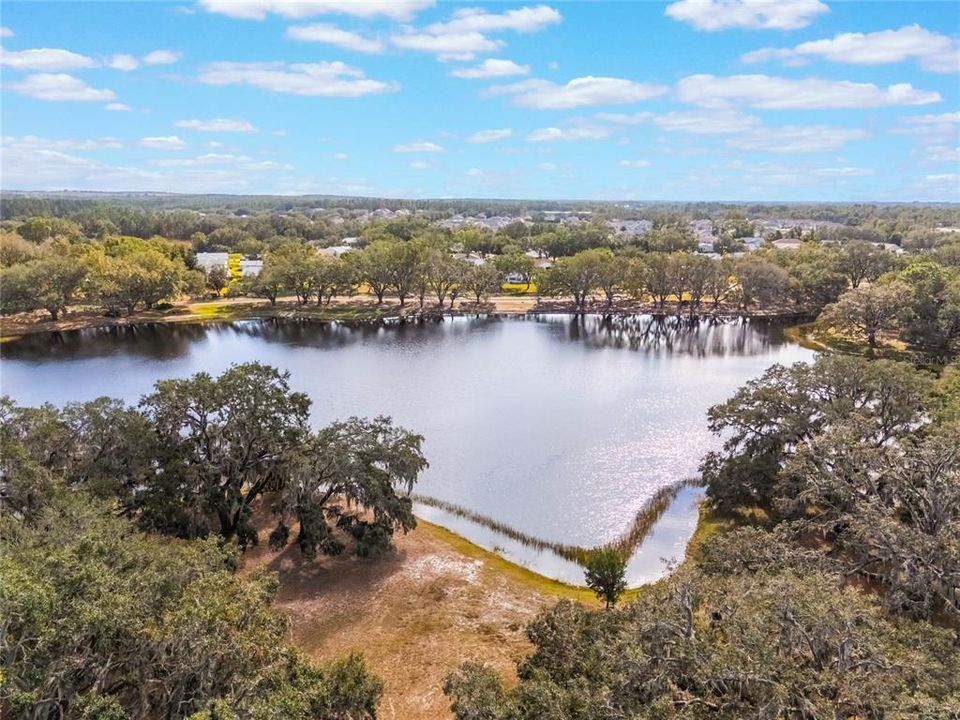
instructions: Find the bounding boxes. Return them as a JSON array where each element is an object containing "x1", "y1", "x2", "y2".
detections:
[
  {"x1": 2, "y1": 197, "x2": 960, "y2": 718},
  {"x1": 1, "y1": 363, "x2": 426, "y2": 718}
]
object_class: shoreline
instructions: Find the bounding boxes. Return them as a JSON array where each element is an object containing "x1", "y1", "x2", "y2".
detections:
[{"x1": 1, "y1": 294, "x2": 811, "y2": 341}]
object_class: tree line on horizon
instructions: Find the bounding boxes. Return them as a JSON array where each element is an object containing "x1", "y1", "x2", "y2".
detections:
[{"x1": 3, "y1": 213, "x2": 958, "y2": 357}]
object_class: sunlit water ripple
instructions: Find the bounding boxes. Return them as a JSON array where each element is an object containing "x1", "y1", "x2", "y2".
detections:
[{"x1": 1, "y1": 314, "x2": 815, "y2": 584}]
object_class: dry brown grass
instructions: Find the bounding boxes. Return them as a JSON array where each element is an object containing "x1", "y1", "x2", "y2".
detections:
[{"x1": 239, "y1": 519, "x2": 575, "y2": 720}]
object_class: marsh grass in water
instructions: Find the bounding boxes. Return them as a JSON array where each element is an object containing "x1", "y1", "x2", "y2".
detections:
[{"x1": 413, "y1": 478, "x2": 699, "y2": 568}]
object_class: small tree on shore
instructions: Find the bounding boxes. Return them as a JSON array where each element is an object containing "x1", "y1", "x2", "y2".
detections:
[{"x1": 584, "y1": 548, "x2": 627, "y2": 609}]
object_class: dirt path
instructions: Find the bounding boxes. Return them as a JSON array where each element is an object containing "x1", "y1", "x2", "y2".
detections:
[{"x1": 240, "y1": 520, "x2": 582, "y2": 719}]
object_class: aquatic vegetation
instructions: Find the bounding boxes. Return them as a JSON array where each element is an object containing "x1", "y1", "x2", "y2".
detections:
[{"x1": 413, "y1": 478, "x2": 698, "y2": 569}]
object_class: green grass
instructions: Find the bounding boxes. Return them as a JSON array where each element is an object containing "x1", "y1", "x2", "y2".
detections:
[
  {"x1": 415, "y1": 519, "x2": 602, "y2": 603},
  {"x1": 785, "y1": 322, "x2": 918, "y2": 362}
]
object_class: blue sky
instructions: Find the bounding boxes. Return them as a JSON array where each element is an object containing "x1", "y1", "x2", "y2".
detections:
[{"x1": 1, "y1": 0, "x2": 957, "y2": 201}]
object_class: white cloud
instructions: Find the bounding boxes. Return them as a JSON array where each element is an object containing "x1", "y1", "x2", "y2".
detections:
[
  {"x1": 619, "y1": 159, "x2": 651, "y2": 168},
  {"x1": 665, "y1": 0, "x2": 828, "y2": 31},
  {"x1": 408, "y1": 160, "x2": 434, "y2": 169},
  {"x1": 654, "y1": 109, "x2": 760, "y2": 134},
  {"x1": 200, "y1": 0, "x2": 434, "y2": 21},
  {"x1": 105, "y1": 102, "x2": 132, "y2": 111},
  {"x1": 140, "y1": 135, "x2": 187, "y2": 150},
  {"x1": 0, "y1": 27, "x2": 13, "y2": 38},
  {"x1": 526, "y1": 125, "x2": 613, "y2": 141},
  {"x1": 391, "y1": 31, "x2": 502, "y2": 61},
  {"x1": 812, "y1": 167, "x2": 877, "y2": 177},
  {"x1": 742, "y1": 25, "x2": 959, "y2": 74},
  {"x1": 7, "y1": 73, "x2": 116, "y2": 101},
  {"x1": 287, "y1": 23, "x2": 384, "y2": 53},
  {"x1": 466, "y1": 128, "x2": 513, "y2": 143},
  {"x1": 901, "y1": 112, "x2": 960, "y2": 124},
  {"x1": 174, "y1": 118, "x2": 258, "y2": 132},
  {"x1": 488, "y1": 76, "x2": 667, "y2": 109},
  {"x1": 466, "y1": 167, "x2": 483, "y2": 176},
  {"x1": 332, "y1": 152, "x2": 349, "y2": 160},
  {"x1": 143, "y1": 49, "x2": 182, "y2": 65},
  {"x1": 150, "y1": 152, "x2": 252, "y2": 167},
  {"x1": 450, "y1": 58, "x2": 529, "y2": 79},
  {"x1": 394, "y1": 141, "x2": 444, "y2": 153},
  {"x1": 108, "y1": 53, "x2": 139, "y2": 71},
  {"x1": 0, "y1": 46, "x2": 98, "y2": 71},
  {"x1": 925, "y1": 146, "x2": 960, "y2": 164},
  {"x1": 727, "y1": 125, "x2": 867, "y2": 153},
  {"x1": 677, "y1": 74, "x2": 941, "y2": 109},
  {"x1": 198, "y1": 61, "x2": 395, "y2": 97},
  {"x1": 246, "y1": 160, "x2": 294, "y2": 170},
  {"x1": 2, "y1": 135, "x2": 124, "y2": 151},
  {"x1": 593, "y1": 111, "x2": 653, "y2": 125},
  {"x1": 425, "y1": 5, "x2": 562, "y2": 35},
  {"x1": 538, "y1": 162, "x2": 556, "y2": 170},
  {"x1": 924, "y1": 173, "x2": 959, "y2": 183},
  {"x1": 0, "y1": 135, "x2": 308, "y2": 194}
]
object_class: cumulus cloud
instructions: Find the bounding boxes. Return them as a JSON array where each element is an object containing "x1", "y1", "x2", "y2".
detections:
[
  {"x1": 107, "y1": 53, "x2": 139, "y2": 71},
  {"x1": 619, "y1": 159, "x2": 651, "y2": 167},
  {"x1": 0, "y1": 27, "x2": 13, "y2": 38},
  {"x1": 665, "y1": 0, "x2": 828, "y2": 31},
  {"x1": 450, "y1": 58, "x2": 529, "y2": 79},
  {"x1": 742, "y1": 25, "x2": 959, "y2": 73},
  {"x1": 408, "y1": 160, "x2": 434, "y2": 169},
  {"x1": 391, "y1": 31, "x2": 502, "y2": 61},
  {"x1": 726, "y1": 125, "x2": 867, "y2": 153},
  {"x1": 332, "y1": 152, "x2": 349, "y2": 160},
  {"x1": 925, "y1": 146, "x2": 960, "y2": 164},
  {"x1": 7, "y1": 73, "x2": 116, "y2": 101},
  {"x1": 466, "y1": 128, "x2": 513, "y2": 143},
  {"x1": 287, "y1": 23, "x2": 384, "y2": 53},
  {"x1": 466, "y1": 167, "x2": 483, "y2": 176},
  {"x1": 901, "y1": 112, "x2": 960, "y2": 124},
  {"x1": 394, "y1": 141, "x2": 444, "y2": 153},
  {"x1": 198, "y1": 60, "x2": 396, "y2": 97},
  {"x1": 174, "y1": 118, "x2": 258, "y2": 132},
  {"x1": 593, "y1": 111, "x2": 654, "y2": 125},
  {"x1": 140, "y1": 135, "x2": 187, "y2": 150},
  {"x1": 654, "y1": 109, "x2": 760, "y2": 134},
  {"x1": 526, "y1": 125, "x2": 613, "y2": 141},
  {"x1": 812, "y1": 167, "x2": 877, "y2": 177},
  {"x1": 0, "y1": 135, "x2": 307, "y2": 193},
  {"x1": 143, "y1": 49, "x2": 182, "y2": 65},
  {"x1": 2, "y1": 135, "x2": 124, "y2": 151},
  {"x1": 425, "y1": 5, "x2": 562, "y2": 35},
  {"x1": 488, "y1": 76, "x2": 667, "y2": 109},
  {"x1": 199, "y1": 0, "x2": 434, "y2": 21},
  {"x1": 676, "y1": 74, "x2": 941, "y2": 109},
  {"x1": 105, "y1": 102, "x2": 132, "y2": 111},
  {"x1": 0, "y1": 46, "x2": 98, "y2": 71}
]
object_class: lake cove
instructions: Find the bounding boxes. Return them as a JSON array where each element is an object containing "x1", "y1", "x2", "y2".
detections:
[{"x1": 1, "y1": 314, "x2": 814, "y2": 584}]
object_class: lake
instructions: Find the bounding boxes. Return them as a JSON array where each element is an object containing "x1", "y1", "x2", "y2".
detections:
[{"x1": 1, "y1": 314, "x2": 814, "y2": 584}]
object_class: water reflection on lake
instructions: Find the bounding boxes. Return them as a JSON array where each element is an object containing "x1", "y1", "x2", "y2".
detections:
[{"x1": 1, "y1": 314, "x2": 814, "y2": 584}]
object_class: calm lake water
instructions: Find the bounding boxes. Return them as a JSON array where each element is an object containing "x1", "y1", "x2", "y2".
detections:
[{"x1": 1, "y1": 314, "x2": 814, "y2": 584}]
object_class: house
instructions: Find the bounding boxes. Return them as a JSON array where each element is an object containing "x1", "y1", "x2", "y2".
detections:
[
  {"x1": 239, "y1": 259, "x2": 262, "y2": 276},
  {"x1": 195, "y1": 252, "x2": 229, "y2": 271},
  {"x1": 320, "y1": 246, "x2": 354, "y2": 257}
]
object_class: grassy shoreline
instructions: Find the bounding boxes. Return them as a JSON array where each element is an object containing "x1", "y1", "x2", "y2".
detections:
[{"x1": 2, "y1": 294, "x2": 809, "y2": 341}]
